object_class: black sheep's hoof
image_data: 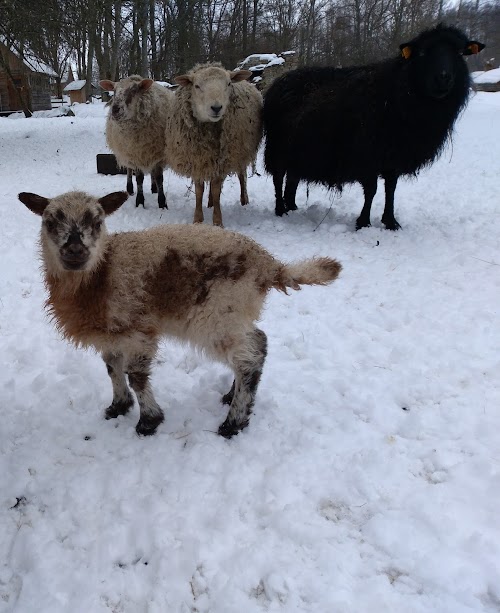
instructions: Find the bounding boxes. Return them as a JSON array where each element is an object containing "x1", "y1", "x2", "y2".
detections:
[
  {"x1": 135, "y1": 195, "x2": 145, "y2": 208},
  {"x1": 135, "y1": 413, "x2": 164, "y2": 436},
  {"x1": 158, "y1": 195, "x2": 168, "y2": 209},
  {"x1": 105, "y1": 396, "x2": 133, "y2": 419},
  {"x1": 127, "y1": 187, "x2": 134, "y2": 196},
  {"x1": 382, "y1": 217, "x2": 401, "y2": 231},
  {"x1": 356, "y1": 218, "x2": 371, "y2": 231},
  {"x1": 286, "y1": 203, "x2": 298, "y2": 211},
  {"x1": 218, "y1": 417, "x2": 248, "y2": 439}
]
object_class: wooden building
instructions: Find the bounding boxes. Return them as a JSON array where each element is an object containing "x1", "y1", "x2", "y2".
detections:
[{"x1": 0, "y1": 43, "x2": 57, "y2": 114}]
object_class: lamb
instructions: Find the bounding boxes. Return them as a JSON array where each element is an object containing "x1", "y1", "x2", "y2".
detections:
[
  {"x1": 18, "y1": 190, "x2": 342, "y2": 438},
  {"x1": 263, "y1": 25, "x2": 485, "y2": 230},
  {"x1": 100, "y1": 76, "x2": 174, "y2": 209},
  {"x1": 165, "y1": 62, "x2": 263, "y2": 227}
]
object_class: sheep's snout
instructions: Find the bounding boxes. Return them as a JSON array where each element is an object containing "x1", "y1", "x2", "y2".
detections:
[
  {"x1": 210, "y1": 104, "x2": 223, "y2": 119},
  {"x1": 60, "y1": 231, "x2": 90, "y2": 270},
  {"x1": 111, "y1": 104, "x2": 122, "y2": 119},
  {"x1": 432, "y1": 71, "x2": 455, "y2": 98}
]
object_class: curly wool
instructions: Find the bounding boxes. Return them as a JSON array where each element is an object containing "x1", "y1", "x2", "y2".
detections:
[
  {"x1": 105, "y1": 77, "x2": 173, "y2": 174},
  {"x1": 165, "y1": 64, "x2": 263, "y2": 182}
]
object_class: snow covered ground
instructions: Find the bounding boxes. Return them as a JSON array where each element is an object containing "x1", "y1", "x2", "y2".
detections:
[{"x1": 0, "y1": 94, "x2": 499, "y2": 613}]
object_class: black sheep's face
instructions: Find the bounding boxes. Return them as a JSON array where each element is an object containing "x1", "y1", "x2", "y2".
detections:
[
  {"x1": 401, "y1": 28, "x2": 485, "y2": 101},
  {"x1": 413, "y1": 40, "x2": 464, "y2": 99}
]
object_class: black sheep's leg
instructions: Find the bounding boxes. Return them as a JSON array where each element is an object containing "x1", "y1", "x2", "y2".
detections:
[
  {"x1": 153, "y1": 164, "x2": 167, "y2": 209},
  {"x1": 135, "y1": 170, "x2": 145, "y2": 208},
  {"x1": 284, "y1": 172, "x2": 299, "y2": 212},
  {"x1": 381, "y1": 172, "x2": 401, "y2": 230},
  {"x1": 273, "y1": 168, "x2": 287, "y2": 217},
  {"x1": 126, "y1": 168, "x2": 134, "y2": 195},
  {"x1": 356, "y1": 177, "x2": 378, "y2": 230},
  {"x1": 151, "y1": 174, "x2": 157, "y2": 193}
]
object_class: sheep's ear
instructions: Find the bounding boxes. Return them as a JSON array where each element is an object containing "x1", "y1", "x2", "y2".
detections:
[
  {"x1": 18, "y1": 192, "x2": 50, "y2": 216},
  {"x1": 463, "y1": 41, "x2": 485, "y2": 55},
  {"x1": 400, "y1": 44, "x2": 412, "y2": 60},
  {"x1": 100, "y1": 80, "x2": 115, "y2": 91},
  {"x1": 230, "y1": 70, "x2": 252, "y2": 82},
  {"x1": 175, "y1": 74, "x2": 192, "y2": 87},
  {"x1": 140, "y1": 79, "x2": 154, "y2": 91},
  {"x1": 98, "y1": 192, "x2": 128, "y2": 216}
]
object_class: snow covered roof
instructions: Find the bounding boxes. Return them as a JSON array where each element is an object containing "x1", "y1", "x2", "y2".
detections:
[
  {"x1": 63, "y1": 80, "x2": 87, "y2": 92},
  {"x1": 0, "y1": 39, "x2": 58, "y2": 77},
  {"x1": 472, "y1": 68, "x2": 500, "y2": 84}
]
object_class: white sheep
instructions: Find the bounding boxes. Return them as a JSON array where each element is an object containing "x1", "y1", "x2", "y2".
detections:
[
  {"x1": 18, "y1": 190, "x2": 342, "y2": 438},
  {"x1": 100, "y1": 76, "x2": 173, "y2": 209},
  {"x1": 165, "y1": 63, "x2": 263, "y2": 227}
]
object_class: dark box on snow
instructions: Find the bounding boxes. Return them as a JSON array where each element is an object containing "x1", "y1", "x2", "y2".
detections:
[{"x1": 96, "y1": 154, "x2": 127, "y2": 175}]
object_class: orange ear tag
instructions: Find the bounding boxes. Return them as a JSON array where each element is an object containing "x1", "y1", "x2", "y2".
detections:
[{"x1": 401, "y1": 46, "x2": 412, "y2": 60}]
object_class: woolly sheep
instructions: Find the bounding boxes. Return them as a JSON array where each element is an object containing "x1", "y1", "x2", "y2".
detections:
[
  {"x1": 18, "y1": 190, "x2": 342, "y2": 438},
  {"x1": 263, "y1": 25, "x2": 485, "y2": 230},
  {"x1": 165, "y1": 63, "x2": 263, "y2": 227},
  {"x1": 100, "y1": 76, "x2": 173, "y2": 209}
]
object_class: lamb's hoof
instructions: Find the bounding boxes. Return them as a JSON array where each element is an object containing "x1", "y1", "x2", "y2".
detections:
[
  {"x1": 275, "y1": 208, "x2": 287, "y2": 217},
  {"x1": 158, "y1": 195, "x2": 167, "y2": 209},
  {"x1": 104, "y1": 397, "x2": 133, "y2": 419},
  {"x1": 382, "y1": 217, "x2": 401, "y2": 231},
  {"x1": 286, "y1": 203, "x2": 298, "y2": 211},
  {"x1": 218, "y1": 418, "x2": 248, "y2": 439},
  {"x1": 135, "y1": 195, "x2": 145, "y2": 208},
  {"x1": 135, "y1": 413, "x2": 164, "y2": 436}
]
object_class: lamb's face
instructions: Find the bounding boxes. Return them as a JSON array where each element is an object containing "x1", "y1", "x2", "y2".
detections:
[
  {"x1": 18, "y1": 191, "x2": 129, "y2": 273},
  {"x1": 175, "y1": 67, "x2": 252, "y2": 123},
  {"x1": 100, "y1": 77, "x2": 154, "y2": 122}
]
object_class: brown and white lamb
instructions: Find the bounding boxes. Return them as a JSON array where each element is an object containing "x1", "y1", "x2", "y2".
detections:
[
  {"x1": 100, "y1": 76, "x2": 173, "y2": 209},
  {"x1": 165, "y1": 63, "x2": 262, "y2": 227},
  {"x1": 18, "y1": 190, "x2": 342, "y2": 438}
]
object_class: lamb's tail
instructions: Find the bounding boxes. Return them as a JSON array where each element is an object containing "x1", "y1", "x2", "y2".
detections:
[{"x1": 274, "y1": 257, "x2": 342, "y2": 293}]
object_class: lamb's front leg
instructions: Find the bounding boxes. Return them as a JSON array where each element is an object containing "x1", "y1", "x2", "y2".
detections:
[
  {"x1": 103, "y1": 352, "x2": 134, "y2": 419},
  {"x1": 127, "y1": 355, "x2": 164, "y2": 436}
]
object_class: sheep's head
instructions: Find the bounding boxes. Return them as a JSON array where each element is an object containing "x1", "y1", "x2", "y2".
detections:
[
  {"x1": 100, "y1": 76, "x2": 154, "y2": 121},
  {"x1": 399, "y1": 25, "x2": 484, "y2": 100},
  {"x1": 18, "y1": 191, "x2": 128, "y2": 272},
  {"x1": 175, "y1": 64, "x2": 252, "y2": 123}
]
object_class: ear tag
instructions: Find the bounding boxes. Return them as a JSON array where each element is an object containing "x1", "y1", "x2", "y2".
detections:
[
  {"x1": 467, "y1": 43, "x2": 480, "y2": 55},
  {"x1": 401, "y1": 46, "x2": 412, "y2": 60}
]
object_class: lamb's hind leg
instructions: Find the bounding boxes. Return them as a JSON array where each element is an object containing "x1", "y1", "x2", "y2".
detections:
[
  {"x1": 238, "y1": 171, "x2": 249, "y2": 206},
  {"x1": 127, "y1": 354, "x2": 164, "y2": 435},
  {"x1": 103, "y1": 352, "x2": 134, "y2": 419},
  {"x1": 218, "y1": 328, "x2": 268, "y2": 438},
  {"x1": 135, "y1": 170, "x2": 145, "y2": 207},
  {"x1": 152, "y1": 164, "x2": 167, "y2": 209},
  {"x1": 194, "y1": 180, "x2": 204, "y2": 223},
  {"x1": 209, "y1": 178, "x2": 224, "y2": 227},
  {"x1": 126, "y1": 169, "x2": 134, "y2": 195}
]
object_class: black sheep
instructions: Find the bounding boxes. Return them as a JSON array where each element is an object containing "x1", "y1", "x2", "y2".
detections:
[{"x1": 263, "y1": 25, "x2": 484, "y2": 230}]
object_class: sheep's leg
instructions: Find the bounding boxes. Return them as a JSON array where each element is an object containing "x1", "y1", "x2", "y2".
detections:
[
  {"x1": 194, "y1": 180, "x2": 204, "y2": 223},
  {"x1": 208, "y1": 182, "x2": 213, "y2": 208},
  {"x1": 126, "y1": 169, "x2": 134, "y2": 195},
  {"x1": 238, "y1": 171, "x2": 249, "y2": 206},
  {"x1": 273, "y1": 168, "x2": 287, "y2": 216},
  {"x1": 152, "y1": 164, "x2": 167, "y2": 209},
  {"x1": 381, "y1": 172, "x2": 401, "y2": 230},
  {"x1": 218, "y1": 328, "x2": 267, "y2": 438},
  {"x1": 210, "y1": 178, "x2": 223, "y2": 227},
  {"x1": 127, "y1": 354, "x2": 164, "y2": 436},
  {"x1": 103, "y1": 352, "x2": 134, "y2": 419},
  {"x1": 356, "y1": 177, "x2": 378, "y2": 230},
  {"x1": 151, "y1": 175, "x2": 157, "y2": 193},
  {"x1": 284, "y1": 172, "x2": 299, "y2": 211},
  {"x1": 135, "y1": 170, "x2": 145, "y2": 208}
]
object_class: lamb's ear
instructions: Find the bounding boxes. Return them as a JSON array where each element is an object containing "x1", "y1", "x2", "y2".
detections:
[
  {"x1": 463, "y1": 41, "x2": 485, "y2": 55},
  {"x1": 100, "y1": 80, "x2": 115, "y2": 91},
  {"x1": 230, "y1": 70, "x2": 252, "y2": 82},
  {"x1": 98, "y1": 192, "x2": 129, "y2": 216},
  {"x1": 18, "y1": 192, "x2": 50, "y2": 216},
  {"x1": 399, "y1": 43, "x2": 412, "y2": 60},
  {"x1": 175, "y1": 74, "x2": 192, "y2": 87},
  {"x1": 140, "y1": 78, "x2": 154, "y2": 91}
]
